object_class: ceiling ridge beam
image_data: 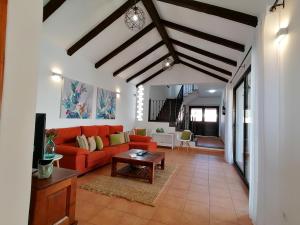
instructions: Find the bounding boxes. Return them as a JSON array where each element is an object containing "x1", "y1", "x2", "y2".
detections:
[
  {"x1": 127, "y1": 53, "x2": 171, "y2": 82},
  {"x1": 95, "y1": 23, "x2": 155, "y2": 68},
  {"x1": 170, "y1": 38, "x2": 237, "y2": 66},
  {"x1": 136, "y1": 68, "x2": 165, "y2": 87},
  {"x1": 67, "y1": 0, "x2": 139, "y2": 56},
  {"x1": 141, "y1": 0, "x2": 179, "y2": 62},
  {"x1": 43, "y1": 0, "x2": 66, "y2": 22},
  {"x1": 157, "y1": 0, "x2": 258, "y2": 27},
  {"x1": 162, "y1": 19, "x2": 245, "y2": 52},
  {"x1": 113, "y1": 41, "x2": 164, "y2": 77},
  {"x1": 180, "y1": 60, "x2": 228, "y2": 82},
  {"x1": 176, "y1": 51, "x2": 232, "y2": 76}
]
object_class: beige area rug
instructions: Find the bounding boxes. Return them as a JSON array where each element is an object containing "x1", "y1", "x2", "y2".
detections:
[{"x1": 80, "y1": 165, "x2": 176, "y2": 206}]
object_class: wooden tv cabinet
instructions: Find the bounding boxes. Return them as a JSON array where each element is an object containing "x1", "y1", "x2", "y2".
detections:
[{"x1": 29, "y1": 167, "x2": 79, "y2": 225}]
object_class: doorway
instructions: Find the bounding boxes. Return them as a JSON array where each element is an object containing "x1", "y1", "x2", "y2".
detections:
[
  {"x1": 189, "y1": 106, "x2": 219, "y2": 137},
  {"x1": 233, "y1": 66, "x2": 251, "y2": 186}
]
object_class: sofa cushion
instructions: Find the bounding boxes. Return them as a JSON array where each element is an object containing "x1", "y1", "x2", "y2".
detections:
[
  {"x1": 96, "y1": 126, "x2": 110, "y2": 147},
  {"x1": 108, "y1": 125, "x2": 123, "y2": 134},
  {"x1": 110, "y1": 133, "x2": 123, "y2": 146},
  {"x1": 129, "y1": 135, "x2": 152, "y2": 143},
  {"x1": 81, "y1": 126, "x2": 98, "y2": 137},
  {"x1": 55, "y1": 127, "x2": 81, "y2": 145},
  {"x1": 129, "y1": 142, "x2": 157, "y2": 152},
  {"x1": 95, "y1": 136, "x2": 104, "y2": 150},
  {"x1": 103, "y1": 144, "x2": 129, "y2": 157},
  {"x1": 135, "y1": 128, "x2": 146, "y2": 136},
  {"x1": 87, "y1": 151, "x2": 108, "y2": 168}
]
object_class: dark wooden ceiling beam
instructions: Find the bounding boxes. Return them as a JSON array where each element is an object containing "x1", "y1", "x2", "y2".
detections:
[
  {"x1": 162, "y1": 20, "x2": 245, "y2": 52},
  {"x1": 127, "y1": 53, "x2": 171, "y2": 82},
  {"x1": 141, "y1": 0, "x2": 179, "y2": 62},
  {"x1": 180, "y1": 60, "x2": 228, "y2": 82},
  {"x1": 157, "y1": 0, "x2": 258, "y2": 27},
  {"x1": 43, "y1": 0, "x2": 66, "y2": 22},
  {"x1": 113, "y1": 41, "x2": 164, "y2": 76},
  {"x1": 95, "y1": 23, "x2": 155, "y2": 68},
  {"x1": 136, "y1": 68, "x2": 165, "y2": 87},
  {"x1": 177, "y1": 51, "x2": 232, "y2": 76},
  {"x1": 170, "y1": 38, "x2": 237, "y2": 66},
  {"x1": 67, "y1": 0, "x2": 139, "y2": 56}
]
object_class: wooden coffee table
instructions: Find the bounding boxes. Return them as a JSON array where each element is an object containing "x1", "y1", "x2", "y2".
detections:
[{"x1": 111, "y1": 149, "x2": 165, "y2": 184}]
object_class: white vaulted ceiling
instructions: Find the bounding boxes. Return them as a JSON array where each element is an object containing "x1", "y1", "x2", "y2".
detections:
[{"x1": 43, "y1": 0, "x2": 262, "y2": 87}]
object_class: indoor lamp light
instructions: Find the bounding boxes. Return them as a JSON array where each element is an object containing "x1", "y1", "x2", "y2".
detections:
[
  {"x1": 124, "y1": 3, "x2": 146, "y2": 31},
  {"x1": 162, "y1": 57, "x2": 174, "y2": 71}
]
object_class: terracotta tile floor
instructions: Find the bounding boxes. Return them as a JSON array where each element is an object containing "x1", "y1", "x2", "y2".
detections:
[{"x1": 76, "y1": 148, "x2": 251, "y2": 225}]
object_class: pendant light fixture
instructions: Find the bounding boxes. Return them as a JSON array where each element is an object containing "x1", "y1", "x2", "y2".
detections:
[
  {"x1": 162, "y1": 57, "x2": 174, "y2": 70},
  {"x1": 124, "y1": 1, "x2": 146, "y2": 31}
]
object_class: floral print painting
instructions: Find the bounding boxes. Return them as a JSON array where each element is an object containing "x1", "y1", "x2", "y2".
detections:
[
  {"x1": 96, "y1": 88, "x2": 116, "y2": 119},
  {"x1": 60, "y1": 78, "x2": 94, "y2": 119}
]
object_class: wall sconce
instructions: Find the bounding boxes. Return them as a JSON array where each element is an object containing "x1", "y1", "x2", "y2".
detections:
[
  {"x1": 51, "y1": 72, "x2": 63, "y2": 82},
  {"x1": 116, "y1": 88, "x2": 121, "y2": 98},
  {"x1": 276, "y1": 27, "x2": 288, "y2": 44}
]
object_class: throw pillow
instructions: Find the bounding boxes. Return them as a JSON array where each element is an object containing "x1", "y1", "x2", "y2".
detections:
[
  {"x1": 110, "y1": 133, "x2": 123, "y2": 146},
  {"x1": 124, "y1": 131, "x2": 131, "y2": 143},
  {"x1": 136, "y1": 128, "x2": 146, "y2": 136},
  {"x1": 76, "y1": 135, "x2": 89, "y2": 150},
  {"x1": 181, "y1": 130, "x2": 191, "y2": 140},
  {"x1": 95, "y1": 136, "x2": 104, "y2": 150},
  {"x1": 88, "y1": 136, "x2": 96, "y2": 152},
  {"x1": 118, "y1": 132, "x2": 126, "y2": 144}
]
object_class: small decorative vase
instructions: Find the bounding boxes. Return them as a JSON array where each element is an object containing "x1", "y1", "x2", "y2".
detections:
[
  {"x1": 44, "y1": 138, "x2": 56, "y2": 160},
  {"x1": 38, "y1": 160, "x2": 54, "y2": 179}
]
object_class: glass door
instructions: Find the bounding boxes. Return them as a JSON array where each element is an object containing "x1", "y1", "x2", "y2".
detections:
[{"x1": 234, "y1": 67, "x2": 251, "y2": 186}]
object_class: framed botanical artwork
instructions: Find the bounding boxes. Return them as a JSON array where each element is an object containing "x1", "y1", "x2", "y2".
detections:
[
  {"x1": 96, "y1": 88, "x2": 116, "y2": 119},
  {"x1": 0, "y1": 0, "x2": 7, "y2": 111},
  {"x1": 60, "y1": 77, "x2": 94, "y2": 119}
]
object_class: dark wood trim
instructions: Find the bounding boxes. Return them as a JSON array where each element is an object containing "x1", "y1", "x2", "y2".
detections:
[
  {"x1": 126, "y1": 53, "x2": 171, "y2": 82},
  {"x1": 0, "y1": 0, "x2": 7, "y2": 110},
  {"x1": 95, "y1": 23, "x2": 155, "y2": 68},
  {"x1": 136, "y1": 68, "x2": 165, "y2": 87},
  {"x1": 43, "y1": 0, "x2": 66, "y2": 22},
  {"x1": 162, "y1": 20, "x2": 245, "y2": 52},
  {"x1": 157, "y1": 0, "x2": 258, "y2": 27},
  {"x1": 176, "y1": 51, "x2": 232, "y2": 76},
  {"x1": 233, "y1": 65, "x2": 251, "y2": 188},
  {"x1": 170, "y1": 38, "x2": 237, "y2": 66},
  {"x1": 113, "y1": 41, "x2": 164, "y2": 76},
  {"x1": 180, "y1": 60, "x2": 228, "y2": 82},
  {"x1": 230, "y1": 47, "x2": 252, "y2": 83},
  {"x1": 67, "y1": 0, "x2": 139, "y2": 56},
  {"x1": 141, "y1": 0, "x2": 179, "y2": 62}
]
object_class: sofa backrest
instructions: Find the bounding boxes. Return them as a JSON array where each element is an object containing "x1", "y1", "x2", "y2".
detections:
[
  {"x1": 54, "y1": 127, "x2": 81, "y2": 145},
  {"x1": 54, "y1": 125, "x2": 124, "y2": 146},
  {"x1": 107, "y1": 125, "x2": 123, "y2": 135}
]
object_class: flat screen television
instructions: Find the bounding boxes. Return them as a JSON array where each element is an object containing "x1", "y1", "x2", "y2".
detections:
[{"x1": 32, "y1": 113, "x2": 46, "y2": 168}]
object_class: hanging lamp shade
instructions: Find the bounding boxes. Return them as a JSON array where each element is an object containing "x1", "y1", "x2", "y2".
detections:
[
  {"x1": 162, "y1": 57, "x2": 174, "y2": 70},
  {"x1": 124, "y1": 5, "x2": 146, "y2": 31}
]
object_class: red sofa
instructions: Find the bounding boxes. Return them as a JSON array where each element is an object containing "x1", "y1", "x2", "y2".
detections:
[{"x1": 54, "y1": 125, "x2": 157, "y2": 174}]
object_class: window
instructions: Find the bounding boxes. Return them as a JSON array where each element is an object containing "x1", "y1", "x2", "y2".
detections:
[
  {"x1": 190, "y1": 108, "x2": 203, "y2": 122},
  {"x1": 204, "y1": 108, "x2": 217, "y2": 122}
]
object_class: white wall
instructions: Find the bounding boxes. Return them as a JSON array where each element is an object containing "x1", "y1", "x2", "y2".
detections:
[
  {"x1": 36, "y1": 36, "x2": 136, "y2": 130},
  {"x1": 149, "y1": 85, "x2": 169, "y2": 100},
  {"x1": 254, "y1": 0, "x2": 300, "y2": 224},
  {"x1": 0, "y1": 1, "x2": 42, "y2": 224}
]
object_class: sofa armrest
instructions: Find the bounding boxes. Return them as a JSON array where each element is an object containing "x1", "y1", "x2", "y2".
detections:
[
  {"x1": 56, "y1": 145, "x2": 89, "y2": 156},
  {"x1": 129, "y1": 135, "x2": 152, "y2": 143}
]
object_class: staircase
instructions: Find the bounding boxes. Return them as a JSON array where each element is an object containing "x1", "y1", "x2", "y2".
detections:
[{"x1": 148, "y1": 84, "x2": 198, "y2": 128}]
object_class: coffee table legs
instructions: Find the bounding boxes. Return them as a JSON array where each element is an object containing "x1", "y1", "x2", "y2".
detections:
[
  {"x1": 149, "y1": 164, "x2": 155, "y2": 184},
  {"x1": 111, "y1": 159, "x2": 117, "y2": 177},
  {"x1": 161, "y1": 159, "x2": 165, "y2": 170}
]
